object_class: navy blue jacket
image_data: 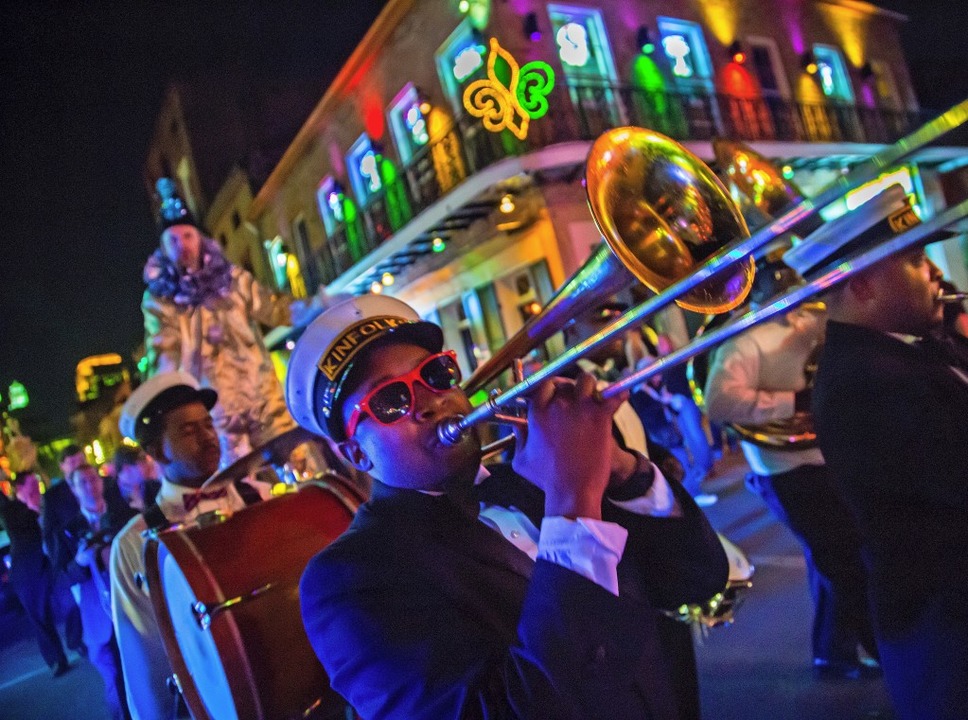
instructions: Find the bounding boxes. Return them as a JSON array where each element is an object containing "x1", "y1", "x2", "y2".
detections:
[{"x1": 300, "y1": 464, "x2": 727, "y2": 720}]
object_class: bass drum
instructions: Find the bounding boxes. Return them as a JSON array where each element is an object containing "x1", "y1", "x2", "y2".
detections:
[{"x1": 145, "y1": 479, "x2": 364, "y2": 720}]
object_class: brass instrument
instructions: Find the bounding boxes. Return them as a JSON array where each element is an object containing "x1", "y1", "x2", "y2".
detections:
[
  {"x1": 464, "y1": 127, "x2": 754, "y2": 395},
  {"x1": 697, "y1": 139, "x2": 826, "y2": 449},
  {"x1": 440, "y1": 99, "x2": 968, "y2": 448},
  {"x1": 439, "y1": 106, "x2": 968, "y2": 630}
]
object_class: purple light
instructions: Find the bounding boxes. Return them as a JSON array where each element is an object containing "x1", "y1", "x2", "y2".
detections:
[{"x1": 530, "y1": 30, "x2": 542, "y2": 42}]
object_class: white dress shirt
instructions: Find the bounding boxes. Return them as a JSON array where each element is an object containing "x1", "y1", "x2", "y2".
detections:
[{"x1": 110, "y1": 479, "x2": 245, "y2": 720}]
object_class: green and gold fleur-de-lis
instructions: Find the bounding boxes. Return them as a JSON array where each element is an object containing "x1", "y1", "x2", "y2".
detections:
[{"x1": 463, "y1": 38, "x2": 555, "y2": 141}]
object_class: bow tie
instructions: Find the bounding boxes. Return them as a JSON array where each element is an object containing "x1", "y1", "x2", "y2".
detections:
[{"x1": 183, "y1": 488, "x2": 228, "y2": 512}]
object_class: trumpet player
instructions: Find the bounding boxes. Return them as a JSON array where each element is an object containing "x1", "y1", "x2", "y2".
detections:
[
  {"x1": 288, "y1": 295, "x2": 728, "y2": 720},
  {"x1": 704, "y1": 258, "x2": 878, "y2": 679}
]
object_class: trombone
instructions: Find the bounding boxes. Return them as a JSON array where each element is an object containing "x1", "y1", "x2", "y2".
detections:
[{"x1": 439, "y1": 99, "x2": 968, "y2": 446}]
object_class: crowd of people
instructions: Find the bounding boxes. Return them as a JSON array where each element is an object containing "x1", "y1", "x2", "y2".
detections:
[{"x1": 0, "y1": 174, "x2": 966, "y2": 720}]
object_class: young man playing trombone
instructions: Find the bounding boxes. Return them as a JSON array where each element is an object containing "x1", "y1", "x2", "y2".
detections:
[{"x1": 288, "y1": 295, "x2": 728, "y2": 720}]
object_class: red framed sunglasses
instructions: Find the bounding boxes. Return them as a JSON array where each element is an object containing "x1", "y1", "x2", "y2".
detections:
[{"x1": 345, "y1": 350, "x2": 462, "y2": 438}]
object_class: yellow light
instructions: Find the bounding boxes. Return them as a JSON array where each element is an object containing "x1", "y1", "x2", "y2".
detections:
[
  {"x1": 458, "y1": 0, "x2": 469, "y2": 12},
  {"x1": 370, "y1": 281, "x2": 384, "y2": 294},
  {"x1": 431, "y1": 236, "x2": 446, "y2": 252},
  {"x1": 499, "y1": 194, "x2": 515, "y2": 213},
  {"x1": 381, "y1": 272, "x2": 395, "y2": 286},
  {"x1": 806, "y1": 62, "x2": 818, "y2": 75},
  {"x1": 463, "y1": 38, "x2": 555, "y2": 141}
]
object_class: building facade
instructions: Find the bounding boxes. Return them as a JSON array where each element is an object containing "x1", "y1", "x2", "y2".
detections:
[{"x1": 161, "y1": 0, "x2": 968, "y2": 382}]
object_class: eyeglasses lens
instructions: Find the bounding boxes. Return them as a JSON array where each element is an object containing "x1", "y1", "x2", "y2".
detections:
[
  {"x1": 421, "y1": 355, "x2": 460, "y2": 390},
  {"x1": 368, "y1": 382, "x2": 412, "y2": 424}
]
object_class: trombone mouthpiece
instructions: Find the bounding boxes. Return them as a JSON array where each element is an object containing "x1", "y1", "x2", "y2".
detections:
[{"x1": 437, "y1": 416, "x2": 467, "y2": 446}]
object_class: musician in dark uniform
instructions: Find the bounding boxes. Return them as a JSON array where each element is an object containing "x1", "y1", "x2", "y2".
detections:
[
  {"x1": 704, "y1": 259, "x2": 878, "y2": 679},
  {"x1": 795, "y1": 194, "x2": 968, "y2": 720},
  {"x1": 0, "y1": 470, "x2": 71, "y2": 676},
  {"x1": 289, "y1": 295, "x2": 728, "y2": 720},
  {"x1": 54, "y1": 464, "x2": 136, "y2": 720}
]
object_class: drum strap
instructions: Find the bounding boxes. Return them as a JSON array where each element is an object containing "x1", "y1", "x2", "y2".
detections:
[{"x1": 142, "y1": 502, "x2": 170, "y2": 534}]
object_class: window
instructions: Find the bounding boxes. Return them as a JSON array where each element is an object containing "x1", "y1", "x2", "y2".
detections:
[
  {"x1": 346, "y1": 134, "x2": 384, "y2": 206},
  {"x1": 812, "y1": 44, "x2": 854, "y2": 102},
  {"x1": 435, "y1": 20, "x2": 487, "y2": 113},
  {"x1": 870, "y1": 60, "x2": 900, "y2": 109},
  {"x1": 547, "y1": 5, "x2": 617, "y2": 83},
  {"x1": 388, "y1": 83, "x2": 430, "y2": 165},
  {"x1": 657, "y1": 18, "x2": 713, "y2": 85},
  {"x1": 316, "y1": 176, "x2": 345, "y2": 236},
  {"x1": 746, "y1": 36, "x2": 790, "y2": 98}
]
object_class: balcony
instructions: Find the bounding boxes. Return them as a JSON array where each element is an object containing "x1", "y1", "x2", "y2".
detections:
[{"x1": 318, "y1": 82, "x2": 928, "y2": 288}]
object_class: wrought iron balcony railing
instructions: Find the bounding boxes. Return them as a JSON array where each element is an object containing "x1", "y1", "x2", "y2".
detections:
[{"x1": 316, "y1": 82, "x2": 927, "y2": 285}]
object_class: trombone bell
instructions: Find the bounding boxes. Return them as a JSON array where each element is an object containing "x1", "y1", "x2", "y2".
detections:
[{"x1": 586, "y1": 128, "x2": 755, "y2": 314}]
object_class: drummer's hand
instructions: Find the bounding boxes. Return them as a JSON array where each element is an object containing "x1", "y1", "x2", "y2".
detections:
[{"x1": 512, "y1": 372, "x2": 626, "y2": 520}]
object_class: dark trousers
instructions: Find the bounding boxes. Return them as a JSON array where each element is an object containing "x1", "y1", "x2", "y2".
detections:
[
  {"x1": 9, "y1": 560, "x2": 68, "y2": 669},
  {"x1": 877, "y1": 601, "x2": 968, "y2": 720},
  {"x1": 750, "y1": 464, "x2": 877, "y2": 664}
]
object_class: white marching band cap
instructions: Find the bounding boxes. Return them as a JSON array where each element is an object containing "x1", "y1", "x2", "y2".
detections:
[
  {"x1": 783, "y1": 183, "x2": 916, "y2": 279},
  {"x1": 285, "y1": 295, "x2": 442, "y2": 441},
  {"x1": 119, "y1": 371, "x2": 217, "y2": 444}
]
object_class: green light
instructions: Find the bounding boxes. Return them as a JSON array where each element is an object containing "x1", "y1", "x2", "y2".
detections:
[
  {"x1": 782, "y1": 165, "x2": 795, "y2": 180},
  {"x1": 8, "y1": 381, "x2": 28, "y2": 410},
  {"x1": 642, "y1": 42, "x2": 655, "y2": 54},
  {"x1": 137, "y1": 356, "x2": 149, "y2": 374},
  {"x1": 458, "y1": 0, "x2": 469, "y2": 11},
  {"x1": 432, "y1": 236, "x2": 446, "y2": 253}
]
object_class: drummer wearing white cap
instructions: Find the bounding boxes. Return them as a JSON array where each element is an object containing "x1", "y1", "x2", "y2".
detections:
[
  {"x1": 110, "y1": 372, "x2": 246, "y2": 720},
  {"x1": 289, "y1": 294, "x2": 728, "y2": 720}
]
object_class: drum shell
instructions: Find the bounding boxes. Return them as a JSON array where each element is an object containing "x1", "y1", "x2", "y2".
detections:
[{"x1": 146, "y1": 482, "x2": 358, "y2": 720}]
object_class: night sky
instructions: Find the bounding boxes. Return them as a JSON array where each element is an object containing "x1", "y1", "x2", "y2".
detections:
[{"x1": 0, "y1": 0, "x2": 965, "y2": 438}]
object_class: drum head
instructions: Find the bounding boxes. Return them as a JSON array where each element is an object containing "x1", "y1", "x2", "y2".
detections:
[{"x1": 159, "y1": 543, "x2": 239, "y2": 720}]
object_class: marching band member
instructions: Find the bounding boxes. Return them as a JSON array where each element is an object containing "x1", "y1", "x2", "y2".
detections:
[
  {"x1": 110, "y1": 372, "x2": 246, "y2": 720},
  {"x1": 798, "y1": 195, "x2": 968, "y2": 719},
  {"x1": 288, "y1": 295, "x2": 727, "y2": 720},
  {"x1": 703, "y1": 258, "x2": 878, "y2": 679}
]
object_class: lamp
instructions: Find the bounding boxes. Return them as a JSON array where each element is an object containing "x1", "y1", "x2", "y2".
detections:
[
  {"x1": 801, "y1": 51, "x2": 818, "y2": 75},
  {"x1": 523, "y1": 12, "x2": 541, "y2": 42},
  {"x1": 416, "y1": 88, "x2": 432, "y2": 115},
  {"x1": 728, "y1": 40, "x2": 745, "y2": 64},
  {"x1": 636, "y1": 25, "x2": 655, "y2": 55}
]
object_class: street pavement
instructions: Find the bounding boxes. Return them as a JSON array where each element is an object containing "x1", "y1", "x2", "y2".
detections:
[{"x1": 0, "y1": 451, "x2": 895, "y2": 719}]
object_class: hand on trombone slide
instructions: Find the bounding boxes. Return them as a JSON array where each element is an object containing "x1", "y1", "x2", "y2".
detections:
[{"x1": 492, "y1": 371, "x2": 642, "y2": 520}]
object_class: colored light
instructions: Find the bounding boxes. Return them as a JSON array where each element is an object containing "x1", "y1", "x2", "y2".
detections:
[
  {"x1": 463, "y1": 37, "x2": 555, "y2": 140},
  {"x1": 499, "y1": 194, "x2": 515, "y2": 213},
  {"x1": 285, "y1": 340, "x2": 296, "y2": 350},
  {"x1": 556, "y1": 22, "x2": 590, "y2": 68},
  {"x1": 370, "y1": 281, "x2": 384, "y2": 294},
  {"x1": 453, "y1": 44, "x2": 486, "y2": 81},
  {"x1": 381, "y1": 272, "x2": 395, "y2": 286},
  {"x1": 806, "y1": 62, "x2": 818, "y2": 75},
  {"x1": 733, "y1": 51, "x2": 746, "y2": 64},
  {"x1": 458, "y1": 0, "x2": 469, "y2": 12},
  {"x1": 8, "y1": 381, "x2": 28, "y2": 410},
  {"x1": 782, "y1": 165, "x2": 795, "y2": 180},
  {"x1": 432, "y1": 236, "x2": 446, "y2": 252},
  {"x1": 662, "y1": 35, "x2": 694, "y2": 78},
  {"x1": 642, "y1": 42, "x2": 655, "y2": 54}
]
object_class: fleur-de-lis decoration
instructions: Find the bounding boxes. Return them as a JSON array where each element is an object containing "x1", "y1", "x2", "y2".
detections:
[{"x1": 463, "y1": 38, "x2": 555, "y2": 141}]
